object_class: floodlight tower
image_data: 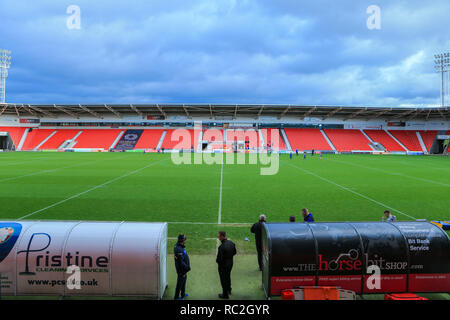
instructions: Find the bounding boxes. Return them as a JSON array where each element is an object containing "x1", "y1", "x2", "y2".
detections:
[
  {"x1": 0, "y1": 49, "x2": 12, "y2": 104},
  {"x1": 434, "y1": 52, "x2": 450, "y2": 107}
]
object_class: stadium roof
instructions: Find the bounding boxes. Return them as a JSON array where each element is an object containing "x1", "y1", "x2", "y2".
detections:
[{"x1": 0, "y1": 103, "x2": 448, "y2": 121}]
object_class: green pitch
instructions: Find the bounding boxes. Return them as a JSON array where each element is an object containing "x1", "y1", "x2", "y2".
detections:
[{"x1": 0, "y1": 151, "x2": 449, "y2": 300}]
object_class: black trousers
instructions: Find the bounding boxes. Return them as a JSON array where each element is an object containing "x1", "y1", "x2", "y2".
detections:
[
  {"x1": 218, "y1": 265, "x2": 233, "y2": 296},
  {"x1": 256, "y1": 248, "x2": 263, "y2": 270},
  {"x1": 174, "y1": 274, "x2": 187, "y2": 299}
]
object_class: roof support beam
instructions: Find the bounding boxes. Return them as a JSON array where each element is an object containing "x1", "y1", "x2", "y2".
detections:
[
  {"x1": 22, "y1": 104, "x2": 38, "y2": 117},
  {"x1": 344, "y1": 108, "x2": 367, "y2": 121},
  {"x1": 156, "y1": 104, "x2": 167, "y2": 118},
  {"x1": 0, "y1": 105, "x2": 7, "y2": 116},
  {"x1": 322, "y1": 107, "x2": 342, "y2": 120},
  {"x1": 209, "y1": 104, "x2": 213, "y2": 119},
  {"x1": 278, "y1": 106, "x2": 291, "y2": 119},
  {"x1": 303, "y1": 106, "x2": 316, "y2": 117},
  {"x1": 233, "y1": 105, "x2": 238, "y2": 119},
  {"x1": 437, "y1": 108, "x2": 447, "y2": 120},
  {"x1": 104, "y1": 104, "x2": 122, "y2": 118},
  {"x1": 369, "y1": 108, "x2": 392, "y2": 120},
  {"x1": 54, "y1": 104, "x2": 79, "y2": 119},
  {"x1": 391, "y1": 109, "x2": 417, "y2": 119},
  {"x1": 79, "y1": 104, "x2": 102, "y2": 119},
  {"x1": 14, "y1": 104, "x2": 20, "y2": 117},
  {"x1": 257, "y1": 105, "x2": 265, "y2": 118},
  {"x1": 182, "y1": 104, "x2": 191, "y2": 118},
  {"x1": 130, "y1": 104, "x2": 144, "y2": 117},
  {"x1": 28, "y1": 105, "x2": 57, "y2": 118},
  {"x1": 407, "y1": 110, "x2": 422, "y2": 121}
]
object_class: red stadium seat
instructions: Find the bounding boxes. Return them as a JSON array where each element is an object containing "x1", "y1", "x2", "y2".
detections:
[
  {"x1": 389, "y1": 130, "x2": 422, "y2": 152},
  {"x1": 324, "y1": 129, "x2": 371, "y2": 152},
  {"x1": 0, "y1": 126, "x2": 28, "y2": 148},
  {"x1": 364, "y1": 130, "x2": 405, "y2": 152},
  {"x1": 261, "y1": 129, "x2": 286, "y2": 150},
  {"x1": 73, "y1": 129, "x2": 122, "y2": 150},
  {"x1": 21, "y1": 129, "x2": 55, "y2": 150},
  {"x1": 284, "y1": 128, "x2": 332, "y2": 151},
  {"x1": 134, "y1": 129, "x2": 164, "y2": 150},
  {"x1": 418, "y1": 131, "x2": 437, "y2": 152},
  {"x1": 38, "y1": 129, "x2": 80, "y2": 150}
]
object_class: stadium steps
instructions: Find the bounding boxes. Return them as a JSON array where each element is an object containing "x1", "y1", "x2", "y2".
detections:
[
  {"x1": 359, "y1": 130, "x2": 377, "y2": 151},
  {"x1": 196, "y1": 130, "x2": 203, "y2": 152},
  {"x1": 21, "y1": 129, "x2": 56, "y2": 151},
  {"x1": 320, "y1": 130, "x2": 336, "y2": 151},
  {"x1": 39, "y1": 129, "x2": 81, "y2": 150},
  {"x1": 284, "y1": 128, "x2": 333, "y2": 151},
  {"x1": 258, "y1": 129, "x2": 265, "y2": 148},
  {"x1": 363, "y1": 130, "x2": 405, "y2": 152},
  {"x1": 323, "y1": 129, "x2": 372, "y2": 152},
  {"x1": 17, "y1": 128, "x2": 30, "y2": 151},
  {"x1": 280, "y1": 129, "x2": 292, "y2": 151},
  {"x1": 418, "y1": 131, "x2": 438, "y2": 153},
  {"x1": 33, "y1": 130, "x2": 57, "y2": 151},
  {"x1": 388, "y1": 130, "x2": 422, "y2": 152},
  {"x1": 384, "y1": 130, "x2": 408, "y2": 152},
  {"x1": 226, "y1": 129, "x2": 259, "y2": 150},
  {"x1": 110, "y1": 131, "x2": 125, "y2": 150},
  {"x1": 261, "y1": 128, "x2": 286, "y2": 150},
  {"x1": 157, "y1": 130, "x2": 167, "y2": 150}
]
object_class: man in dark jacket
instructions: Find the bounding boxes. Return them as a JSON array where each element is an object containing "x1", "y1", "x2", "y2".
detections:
[
  {"x1": 250, "y1": 214, "x2": 266, "y2": 271},
  {"x1": 216, "y1": 231, "x2": 236, "y2": 299},
  {"x1": 174, "y1": 234, "x2": 190, "y2": 300}
]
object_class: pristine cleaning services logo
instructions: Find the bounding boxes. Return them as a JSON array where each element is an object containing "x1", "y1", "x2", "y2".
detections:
[{"x1": 0, "y1": 223, "x2": 22, "y2": 264}]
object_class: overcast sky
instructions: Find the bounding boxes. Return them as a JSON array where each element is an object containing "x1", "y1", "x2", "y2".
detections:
[{"x1": 1, "y1": 0, "x2": 449, "y2": 106}]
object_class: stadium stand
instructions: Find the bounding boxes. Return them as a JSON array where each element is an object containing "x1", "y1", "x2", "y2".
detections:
[
  {"x1": 38, "y1": 129, "x2": 81, "y2": 150},
  {"x1": 134, "y1": 129, "x2": 164, "y2": 149},
  {"x1": 226, "y1": 129, "x2": 259, "y2": 149},
  {"x1": 134, "y1": 129, "x2": 164, "y2": 150},
  {"x1": 0, "y1": 126, "x2": 27, "y2": 147},
  {"x1": 323, "y1": 129, "x2": 372, "y2": 152},
  {"x1": 72, "y1": 129, "x2": 122, "y2": 150},
  {"x1": 388, "y1": 130, "x2": 422, "y2": 152},
  {"x1": 21, "y1": 129, "x2": 55, "y2": 150},
  {"x1": 284, "y1": 128, "x2": 333, "y2": 151},
  {"x1": 162, "y1": 129, "x2": 200, "y2": 149},
  {"x1": 418, "y1": 131, "x2": 437, "y2": 152},
  {"x1": 261, "y1": 129, "x2": 286, "y2": 150},
  {"x1": 364, "y1": 130, "x2": 405, "y2": 152}
]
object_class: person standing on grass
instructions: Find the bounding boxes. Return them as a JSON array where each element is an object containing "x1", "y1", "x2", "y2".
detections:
[
  {"x1": 217, "y1": 231, "x2": 237, "y2": 299},
  {"x1": 251, "y1": 214, "x2": 266, "y2": 271},
  {"x1": 174, "y1": 234, "x2": 190, "y2": 300},
  {"x1": 302, "y1": 208, "x2": 315, "y2": 222},
  {"x1": 382, "y1": 210, "x2": 397, "y2": 222}
]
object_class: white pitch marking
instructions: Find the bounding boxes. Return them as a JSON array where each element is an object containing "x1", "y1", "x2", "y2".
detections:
[
  {"x1": 17, "y1": 159, "x2": 166, "y2": 221},
  {"x1": 288, "y1": 163, "x2": 417, "y2": 220},
  {"x1": 217, "y1": 161, "x2": 224, "y2": 225}
]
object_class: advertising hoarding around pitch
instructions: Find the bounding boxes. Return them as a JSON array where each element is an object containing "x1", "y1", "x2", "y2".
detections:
[{"x1": 0, "y1": 221, "x2": 168, "y2": 298}]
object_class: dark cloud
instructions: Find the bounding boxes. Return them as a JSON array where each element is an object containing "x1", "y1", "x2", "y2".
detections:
[{"x1": 0, "y1": 0, "x2": 448, "y2": 106}]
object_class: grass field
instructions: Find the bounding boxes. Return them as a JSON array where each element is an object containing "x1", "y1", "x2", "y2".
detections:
[{"x1": 0, "y1": 151, "x2": 449, "y2": 300}]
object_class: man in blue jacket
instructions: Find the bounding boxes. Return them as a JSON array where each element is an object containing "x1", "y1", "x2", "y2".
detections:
[
  {"x1": 174, "y1": 234, "x2": 191, "y2": 300},
  {"x1": 302, "y1": 208, "x2": 315, "y2": 222}
]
